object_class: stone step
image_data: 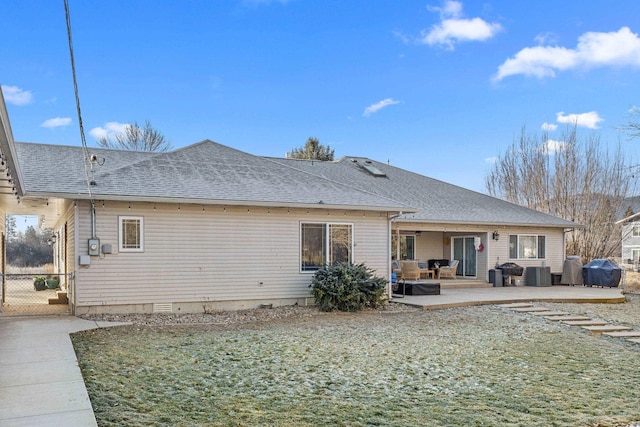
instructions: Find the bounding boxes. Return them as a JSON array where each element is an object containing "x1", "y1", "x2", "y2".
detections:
[
  {"x1": 499, "y1": 303, "x2": 533, "y2": 308},
  {"x1": 545, "y1": 315, "x2": 591, "y2": 322},
  {"x1": 603, "y1": 330, "x2": 640, "y2": 338},
  {"x1": 530, "y1": 311, "x2": 568, "y2": 317},
  {"x1": 512, "y1": 307, "x2": 551, "y2": 313},
  {"x1": 562, "y1": 319, "x2": 608, "y2": 326},
  {"x1": 48, "y1": 291, "x2": 69, "y2": 305},
  {"x1": 582, "y1": 325, "x2": 633, "y2": 334}
]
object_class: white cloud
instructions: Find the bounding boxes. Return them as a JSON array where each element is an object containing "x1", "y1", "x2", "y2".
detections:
[
  {"x1": 495, "y1": 26, "x2": 640, "y2": 81},
  {"x1": 541, "y1": 122, "x2": 558, "y2": 132},
  {"x1": 534, "y1": 32, "x2": 558, "y2": 46},
  {"x1": 363, "y1": 98, "x2": 400, "y2": 117},
  {"x1": 41, "y1": 117, "x2": 72, "y2": 128},
  {"x1": 89, "y1": 121, "x2": 129, "y2": 140},
  {"x1": 543, "y1": 139, "x2": 568, "y2": 154},
  {"x1": 484, "y1": 156, "x2": 498, "y2": 164},
  {"x1": 419, "y1": 1, "x2": 501, "y2": 50},
  {"x1": 556, "y1": 111, "x2": 603, "y2": 129},
  {"x1": 1, "y1": 85, "x2": 33, "y2": 106}
]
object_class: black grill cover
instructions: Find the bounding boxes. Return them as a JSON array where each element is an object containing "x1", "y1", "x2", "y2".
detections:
[
  {"x1": 582, "y1": 259, "x2": 621, "y2": 288},
  {"x1": 498, "y1": 262, "x2": 524, "y2": 276}
]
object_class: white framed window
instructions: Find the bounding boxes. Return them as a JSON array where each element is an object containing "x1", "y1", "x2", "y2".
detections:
[
  {"x1": 633, "y1": 225, "x2": 640, "y2": 237},
  {"x1": 119, "y1": 216, "x2": 144, "y2": 252},
  {"x1": 509, "y1": 234, "x2": 546, "y2": 259},
  {"x1": 300, "y1": 222, "x2": 353, "y2": 272},
  {"x1": 633, "y1": 249, "x2": 640, "y2": 262}
]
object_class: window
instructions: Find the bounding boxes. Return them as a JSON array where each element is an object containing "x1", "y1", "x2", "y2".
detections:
[
  {"x1": 633, "y1": 249, "x2": 640, "y2": 262},
  {"x1": 633, "y1": 225, "x2": 640, "y2": 237},
  {"x1": 119, "y1": 216, "x2": 144, "y2": 252},
  {"x1": 509, "y1": 234, "x2": 545, "y2": 259},
  {"x1": 301, "y1": 223, "x2": 352, "y2": 271},
  {"x1": 391, "y1": 234, "x2": 415, "y2": 260}
]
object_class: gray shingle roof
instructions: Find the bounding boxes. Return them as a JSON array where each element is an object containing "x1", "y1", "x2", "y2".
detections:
[
  {"x1": 268, "y1": 156, "x2": 578, "y2": 228},
  {"x1": 15, "y1": 139, "x2": 578, "y2": 227},
  {"x1": 14, "y1": 140, "x2": 409, "y2": 211}
]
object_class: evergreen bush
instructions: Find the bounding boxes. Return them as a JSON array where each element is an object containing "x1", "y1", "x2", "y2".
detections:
[{"x1": 310, "y1": 263, "x2": 387, "y2": 312}]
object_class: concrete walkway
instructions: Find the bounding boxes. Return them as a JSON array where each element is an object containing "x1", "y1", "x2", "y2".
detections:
[
  {"x1": 0, "y1": 285, "x2": 627, "y2": 426},
  {"x1": 392, "y1": 284, "x2": 626, "y2": 309},
  {"x1": 0, "y1": 316, "x2": 128, "y2": 427}
]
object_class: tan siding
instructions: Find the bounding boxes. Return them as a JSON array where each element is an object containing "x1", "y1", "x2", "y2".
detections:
[
  {"x1": 415, "y1": 232, "x2": 445, "y2": 261},
  {"x1": 487, "y1": 226, "x2": 565, "y2": 284},
  {"x1": 74, "y1": 202, "x2": 389, "y2": 309}
]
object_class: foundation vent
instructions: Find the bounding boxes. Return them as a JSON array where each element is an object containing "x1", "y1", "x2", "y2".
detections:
[{"x1": 153, "y1": 303, "x2": 173, "y2": 313}]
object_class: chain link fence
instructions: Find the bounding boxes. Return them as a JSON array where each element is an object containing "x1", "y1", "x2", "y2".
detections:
[{"x1": 1, "y1": 273, "x2": 73, "y2": 316}]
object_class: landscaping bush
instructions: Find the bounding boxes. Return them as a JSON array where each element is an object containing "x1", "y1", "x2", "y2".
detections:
[{"x1": 310, "y1": 262, "x2": 387, "y2": 312}]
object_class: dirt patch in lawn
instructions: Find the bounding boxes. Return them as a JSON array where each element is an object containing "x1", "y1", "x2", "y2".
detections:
[{"x1": 73, "y1": 301, "x2": 640, "y2": 427}]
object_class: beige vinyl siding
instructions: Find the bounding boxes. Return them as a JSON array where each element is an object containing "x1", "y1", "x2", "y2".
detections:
[
  {"x1": 415, "y1": 232, "x2": 444, "y2": 262},
  {"x1": 74, "y1": 201, "x2": 389, "y2": 309},
  {"x1": 488, "y1": 226, "x2": 565, "y2": 284},
  {"x1": 54, "y1": 201, "x2": 76, "y2": 306}
]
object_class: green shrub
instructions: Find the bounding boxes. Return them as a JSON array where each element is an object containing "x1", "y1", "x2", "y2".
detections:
[{"x1": 310, "y1": 263, "x2": 387, "y2": 312}]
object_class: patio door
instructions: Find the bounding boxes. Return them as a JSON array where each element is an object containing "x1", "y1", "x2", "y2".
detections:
[{"x1": 452, "y1": 237, "x2": 477, "y2": 278}]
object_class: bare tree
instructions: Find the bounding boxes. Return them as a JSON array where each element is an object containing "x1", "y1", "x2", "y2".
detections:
[
  {"x1": 620, "y1": 106, "x2": 640, "y2": 140},
  {"x1": 486, "y1": 126, "x2": 636, "y2": 262},
  {"x1": 97, "y1": 120, "x2": 172, "y2": 152},
  {"x1": 287, "y1": 137, "x2": 334, "y2": 161}
]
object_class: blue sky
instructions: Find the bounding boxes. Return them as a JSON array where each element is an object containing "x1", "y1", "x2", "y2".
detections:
[{"x1": 2, "y1": 0, "x2": 640, "y2": 194}]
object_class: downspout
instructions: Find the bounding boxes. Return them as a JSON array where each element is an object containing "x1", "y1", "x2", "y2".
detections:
[{"x1": 388, "y1": 212, "x2": 403, "y2": 299}]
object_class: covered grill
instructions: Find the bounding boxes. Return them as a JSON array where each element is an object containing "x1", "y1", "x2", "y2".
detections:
[
  {"x1": 561, "y1": 255, "x2": 583, "y2": 286},
  {"x1": 498, "y1": 262, "x2": 524, "y2": 277},
  {"x1": 582, "y1": 259, "x2": 621, "y2": 288}
]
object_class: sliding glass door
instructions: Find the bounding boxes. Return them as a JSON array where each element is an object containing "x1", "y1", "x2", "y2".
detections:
[{"x1": 452, "y1": 236, "x2": 477, "y2": 278}]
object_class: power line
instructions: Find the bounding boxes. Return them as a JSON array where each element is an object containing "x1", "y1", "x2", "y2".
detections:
[{"x1": 63, "y1": 0, "x2": 95, "y2": 203}]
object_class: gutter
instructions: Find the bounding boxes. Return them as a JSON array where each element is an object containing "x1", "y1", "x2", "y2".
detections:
[{"x1": 0, "y1": 88, "x2": 25, "y2": 196}]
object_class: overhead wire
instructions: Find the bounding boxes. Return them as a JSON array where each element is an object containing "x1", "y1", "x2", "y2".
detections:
[{"x1": 63, "y1": 0, "x2": 95, "y2": 203}]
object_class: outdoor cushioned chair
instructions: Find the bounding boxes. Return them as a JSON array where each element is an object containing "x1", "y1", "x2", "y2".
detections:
[
  {"x1": 400, "y1": 260, "x2": 421, "y2": 280},
  {"x1": 439, "y1": 260, "x2": 459, "y2": 279}
]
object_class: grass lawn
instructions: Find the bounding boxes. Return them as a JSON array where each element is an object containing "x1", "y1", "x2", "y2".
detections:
[{"x1": 72, "y1": 303, "x2": 640, "y2": 427}]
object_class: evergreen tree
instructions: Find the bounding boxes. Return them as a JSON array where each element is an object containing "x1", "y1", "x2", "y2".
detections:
[{"x1": 287, "y1": 137, "x2": 334, "y2": 161}]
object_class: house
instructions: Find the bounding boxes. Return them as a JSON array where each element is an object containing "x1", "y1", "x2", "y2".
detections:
[
  {"x1": 0, "y1": 91, "x2": 578, "y2": 314},
  {"x1": 616, "y1": 211, "x2": 640, "y2": 268}
]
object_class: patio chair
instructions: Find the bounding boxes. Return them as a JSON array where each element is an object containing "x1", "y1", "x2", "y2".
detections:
[
  {"x1": 400, "y1": 260, "x2": 421, "y2": 280},
  {"x1": 439, "y1": 260, "x2": 459, "y2": 279},
  {"x1": 392, "y1": 260, "x2": 402, "y2": 277}
]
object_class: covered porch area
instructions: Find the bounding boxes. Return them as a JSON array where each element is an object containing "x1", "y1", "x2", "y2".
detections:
[{"x1": 391, "y1": 221, "x2": 500, "y2": 284}]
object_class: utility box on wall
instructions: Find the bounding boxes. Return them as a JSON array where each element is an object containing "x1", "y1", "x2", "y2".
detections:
[
  {"x1": 88, "y1": 238, "x2": 100, "y2": 256},
  {"x1": 79, "y1": 255, "x2": 91, "y2": 266}
]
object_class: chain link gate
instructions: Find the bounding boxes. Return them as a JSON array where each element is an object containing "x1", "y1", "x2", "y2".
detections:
[{"x1": 1, "y1": 273, "x2": 74, "y2": 316}]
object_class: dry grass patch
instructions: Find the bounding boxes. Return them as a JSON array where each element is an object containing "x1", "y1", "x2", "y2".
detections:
[
  {"x1": 73, "y1": 302, "x2": 640, "y2": 427},
  {"x1": 624, "y1": 271, "x2": 640, "y2": 293}
]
